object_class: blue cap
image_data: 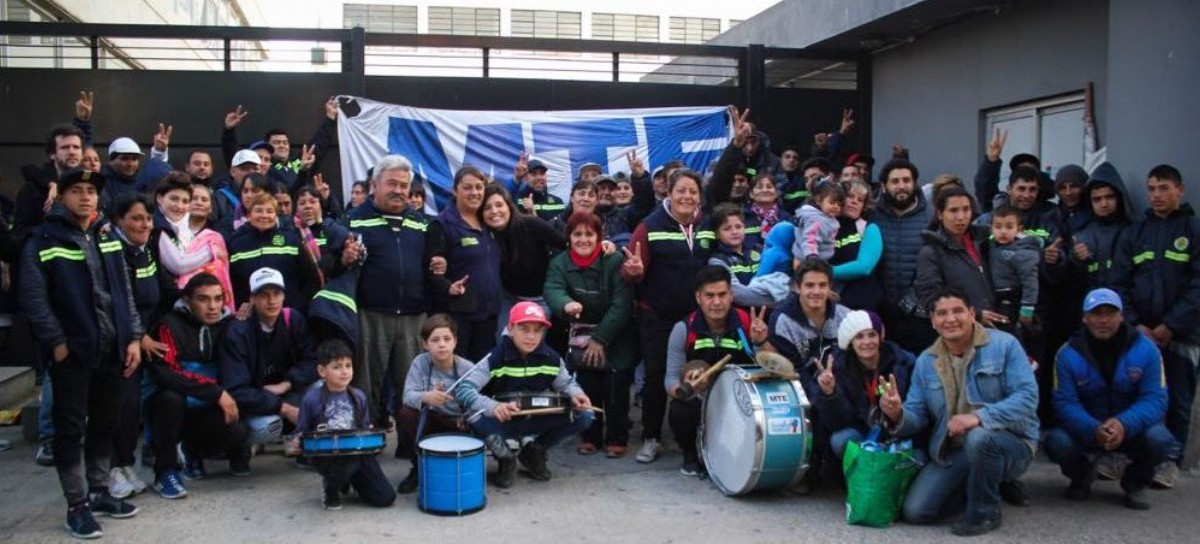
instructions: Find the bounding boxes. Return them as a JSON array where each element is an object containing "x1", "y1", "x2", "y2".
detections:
[
  {"x1": 248, "y1": 140, "x2": 272, "y2": 151},
  {"x1": 1082, "y1": 288, "x2": 1123, "y2": 313}
]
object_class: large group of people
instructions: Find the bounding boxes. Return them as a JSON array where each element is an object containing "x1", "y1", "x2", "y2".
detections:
[{"x1": 6, "y1": 91, "x2": 1197, "y2": 539}]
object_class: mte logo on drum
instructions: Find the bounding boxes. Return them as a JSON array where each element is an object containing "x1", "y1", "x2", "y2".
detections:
[{"x1": 766, "y1": 393, "x2": 789, "y2": 404}]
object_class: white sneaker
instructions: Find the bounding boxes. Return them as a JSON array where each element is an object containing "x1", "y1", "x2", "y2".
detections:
[
  {"x1": 636, "y1": 439, "x2": 660, "y2": 464},
  {"x1": 1094, "y1": 453, "x2": 1127, "y2": 481},
  {"x1": 108, "y1": 467, "x2": 135, "y2": 500},
  {"x1": 1152, "y1": 461, "x2": 1179, "y2": 489},
  {"x1": 122, "y1": 466, "x2": 148, "y2": 495}
]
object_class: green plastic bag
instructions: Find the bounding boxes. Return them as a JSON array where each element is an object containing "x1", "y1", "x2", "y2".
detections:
[{"x1": 842, "y1": 440, "x2": 921, "y2": 527}]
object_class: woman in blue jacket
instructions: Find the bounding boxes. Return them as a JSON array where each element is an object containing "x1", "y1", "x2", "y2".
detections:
[
  {"x1": 436, "y1": 166, "x2": 501, "y2": 360},
  {"x1": 226, "y1": 193, "x2": 319, "y2": 314}
]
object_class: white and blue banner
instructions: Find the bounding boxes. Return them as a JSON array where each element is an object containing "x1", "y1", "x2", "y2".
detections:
[{"x1": 336, "y1": 97, "x2": 731, "y2": 210}]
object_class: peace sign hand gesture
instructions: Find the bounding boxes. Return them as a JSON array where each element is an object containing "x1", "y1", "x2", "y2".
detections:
[
  {"x1": 749, "y1": 306, "x2": 769, "y2": 345},
  {"x1": 839, "y1": 108, "x2": 855, "y2": 135},
  {"x1": 880, "y1": 374, "x2": 903, "y2": 423},
  {"x1": 300, "y1": 144, "x2": 317, "y2": 171},
  {"x1": 153, "y1": 123, "x2": 173, "y2": 153},
  {"x1": 817, "y1": 354, "x2": 836, "y2": 396},
  {"x1": 75, "y1": 91, "x2": 94, "y2": 122},
  {"x1": 626, "y1": 149, "x2": 645, "y2": 178},
  {"x1": 728, "y1": 105, "x2": 752, "y2": 148},
  {"x1": 986, "y1": 128, "x2": 1008, "y2": 162},
  {"x1": 513, "y1": 152, "x2": 529, "y2": 181},
  {"x1": 621, "y1": 242, "x2": 644, "y2": 276},
  {"x1": 224, "y1": 105, "x2": 248, "y2": 129}
]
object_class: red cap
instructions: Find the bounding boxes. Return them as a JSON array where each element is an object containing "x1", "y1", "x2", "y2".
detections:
[{"x1": 508, "y1": 301, "x2": 552, "y2": 328}]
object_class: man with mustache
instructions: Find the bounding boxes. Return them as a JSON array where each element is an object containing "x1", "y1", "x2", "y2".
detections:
[{"x1": 872, "y1": 159, "x2": 936, "y2": 353}]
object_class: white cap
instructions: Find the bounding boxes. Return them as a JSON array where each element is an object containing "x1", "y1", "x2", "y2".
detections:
[
  {"x1": 108, "y1": 137, "x2": 143, "y2": 158},
  {"x1": 232, "y1": 148, "x2": 263, "y2": 167},
  {"x1": 249, "y1": 267, "x2": 285, "y2": 294}
]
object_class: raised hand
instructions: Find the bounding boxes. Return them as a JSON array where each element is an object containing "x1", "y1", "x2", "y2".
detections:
[
  {"x1": 325, "y1": 96, "x2": 338, "y2": 120},
  {"x1": 75, "y1": 90, "x2": 94, "y2": 121},
  {"x1": 224, "y1": 105, "x2": 249, "y2": 129},
  {"x1": 986, "y1": 128, "x2": 1008, "y2": 162},
  {"x1": 1071, "y1": 235, "x2": 1092, "y2": 263},
  {"x1": 153, "y1": 123, "x2": 173, "y2": 152},
  {"x1": 880, "y1": 374, "x2": 903, "y2": 422},
  {"x1": 521, "y1": 194, "x2": 535, "y2": 215},
  {"x1": 621, "y1": 242, "x2": 643, "y2": 276},
  {"x1": 340, "y1": 233, "x2": 363, "y2": 267},
  {"x1": 749, "y1": 306, "x2": 769, "y2": 345},
  {"x1": 839, "y1": 108, "x2": 855, "y2": 135},
  {"x1": 626, "y1": 149, "x2": 645, "y2": 178},
  {"x1": 513, "y1": 152, "x2": 529, "y2": 181},
  {"x1": 816, "y1": 354, "x2": 836, "y2": 396},
  {"x1": 728, "y1": 105, "x2": 752, "y2": 148},
  {"x1": 300, "y1": 144, "x2": 317, "y2": 171}
]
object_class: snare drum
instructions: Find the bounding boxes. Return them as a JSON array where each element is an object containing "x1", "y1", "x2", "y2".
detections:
[
  {"x1": 300, "y1": 429, "x2": 386, "y2": 457},
  {"x1": 494, "y1": 391, "x2": 565, "y2": 410},
  {"x1": 418, "y1": 434, "x2": 487, "y2": 516},
  {"x1": 700, "y1": 366, "x2": 811, "y2": 495}
]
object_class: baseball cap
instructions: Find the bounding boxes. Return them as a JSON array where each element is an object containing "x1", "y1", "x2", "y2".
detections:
[
  {"x1": 595, "y1": 175, "x2": 616, "y2": 187},
  {"x1": 508, "y1": 301, "x2": 551, "y2": 328},
  {"x1": 57, "y1": 168, "x2": 105, "y2": 193},
  {"x1": 232, "y1": 149, "x2": 263, "y2": 167},
  {"x1": 578, "y1": 162, "x2": 602, "y2": 177},
  {"x1": 526, "y1": 159, "x2": 548, "y2": 172},
  {"x1": 1082, "y1": 288, "x2": 1122, "y2": 313},
  {"x1": 248, "y1": 140, "x2": 273, "y2": 152},
  {"x1": 249, "y1": 267, "x2": 286, "y2": 295},
  {"x1": 107, "y1": 137, "x2": 142, "y2": 158}
]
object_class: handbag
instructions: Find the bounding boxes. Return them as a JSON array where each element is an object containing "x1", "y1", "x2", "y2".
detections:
[
  {"x1": 842, "y1": 429, "x2": 922, "y2": 528},
  {"x1": 567, "y1": 322, "x2": 604, "y2": 371}
]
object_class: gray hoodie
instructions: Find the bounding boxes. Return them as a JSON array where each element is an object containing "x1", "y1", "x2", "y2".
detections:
[
  {"x1": 988, "y1": 235, "x2": 1041, "y2": 313},
  {"x1": 401, "y1": 352, "x2": 476, "y2": 417},
  {"x1": 793, "y1": 203, "x2": 840, "y2": 261}
]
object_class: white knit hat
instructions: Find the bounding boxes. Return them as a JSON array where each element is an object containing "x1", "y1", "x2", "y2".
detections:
[{"x1": 838, "y1": 310, "x2": 878, "y2": 350}]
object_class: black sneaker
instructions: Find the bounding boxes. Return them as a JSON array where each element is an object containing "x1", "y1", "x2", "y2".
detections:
[
  {"x1": 495, "y1": 458, "x2": 518, "y2": 488},
  {"x1": 951, "y1": 514, "x2": 1002, "y2": 536},
  {"x1": 1123, "y1": 489, "x2": 1151, "y2": 510},
  {"x1": 229, "y1": 450, "x2": 251, "y2": 477},
  {"x1": 36, "y1": 441, "x2": 55, "y2": 467},
  {"x1": 65, "y1": 503, "x2": 102, "y2": 539},
  {"x1": 518, "y1": 443, "x2": 552, "y2": 481},
  {"x1": 1064, "y1": 474, "x2": 1093, "y2": 501},
  {"x1": 322, "y1": 488, "x2": 343, "y2": 510},
  {"x1": 397, "y1": 467, "x2": 419, "y2": 494},
  {"x1": 89, "y1": 491, "x2": 139, "y2": 519},
  {"x1": 999, "y1": 480, "x2": 1030, "y2": 507}
]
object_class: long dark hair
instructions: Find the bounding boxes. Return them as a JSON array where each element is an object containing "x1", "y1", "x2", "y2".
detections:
[
  {"x1": 478, "y1": 184, "x2": 524, "y2": 265},
  {"x1": 929, "y1": 185, "x2": 977, "y2": 231}
]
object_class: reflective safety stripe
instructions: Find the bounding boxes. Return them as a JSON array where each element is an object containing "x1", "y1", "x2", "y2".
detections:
[
  {"x1": 99, "y1": 240, "x2": 122, "y2": 254},
  {"x1": 349, "y1": 218, "x2": 387, "y2": 228},
  {"x1": 1132, "y1": 251, "x2": 1155, "y2": 265},
  {"x1": 785, "y1": 190, "x2": 809, "y2": 200},
  {"x1": 39, "y1": 247, "x2": 85, "y2": 262},
  {"x1": 835, "y1": 233, "x2": 862, "y2": 248},
  {"x1": 534, "y1": 203, "x2": 566, "y2": 212},
  {"x1": 695, "y1": 231, "x2": 715, "y2": 240},
  {"x1": 729, "y1": 263, "x2": 758, "y2": 275},
  {"x1": 135, "y1": 262, "x2": 158, "y2": 279},
  {"x1": 648, "y1": 232, "x2": 686, "y2": 242},
  {"x1": 1024, "y1": 228, "x2": 1050, "y2": 240},
  {"x1": 744, "y1": 226, "x2": 762, "y2": 235},
  {"x1": 401, "y1": 218, "x2": 428, "y2": 232},
  {"x1": 489, "y1": 365, "x2": 561, "y2": 378},
  {"x1": 692, "y1": 338, "x2": 744, "y2": 351},
  {"x1": 315, "y1": 237, "x2": 327, "y2": 247},
  {"x1": 314, "y1": 289, "x2": 357, "y2": 312},
  {"x1": 1164, "y1": 250, "x2": 1190, "y2": 263},
  {"x1": 230, "y1": 246, "x2": 299, "y2": 262}
]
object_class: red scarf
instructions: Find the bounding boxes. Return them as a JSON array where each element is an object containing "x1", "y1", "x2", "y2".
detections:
[{"x1": 569, "y1": 244, "x2": 602, "y2": 269}]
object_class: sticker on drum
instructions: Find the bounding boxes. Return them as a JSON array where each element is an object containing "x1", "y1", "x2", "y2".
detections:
[
  {"x1": 532, "y1": 397, "x2": 551, "y2": 407},
  {"x1": 765, "y1": 392, "x2": 789, "y2": 404},
  {"x1": 734, "y1": 381, "x2": 753, "y2": 416},
  {"x1": 768, "y1": 417, "x2": 803, "y2": 435},
  {"x1": 770, "y1": 406, "x2": 791, "y2": 416}
]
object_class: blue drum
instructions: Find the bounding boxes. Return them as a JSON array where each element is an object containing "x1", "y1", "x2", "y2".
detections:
[
  {"x1": 418, "y1": 434, "x2": 487, "y2": 516},
  {"x1": 700, "y1": 366, "x2": 812, "y2": 495},
  {"x1": 300, "y1": 429, "x2": 385, "y2": 456}
]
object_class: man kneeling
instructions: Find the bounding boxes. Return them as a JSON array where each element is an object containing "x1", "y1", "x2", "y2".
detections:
[
  {"x1": 881, "y1": 287, "x2": 1039, "y2": 537},
  {"x1": 1044, "y1": 288, "x2": 1171, "y2": 509},
  {"x1": 453, "y1": 302, "x2": 594, "y2": 488}
]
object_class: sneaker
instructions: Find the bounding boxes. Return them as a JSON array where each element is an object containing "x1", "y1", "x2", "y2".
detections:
[
  {"x1": 323, "y1": 488, "x2": 343, "y2": 510},
  {"x1": 999, "y1": 479, "x2": 1031, "y2": 507},
  {"x1": 605, "y1": 444, "x2": 627, "y2": 458},
  {"x1": 495, "y1": 458, "x2": 518, "y2": 488},
  {"x1": 951, "y1": 514, "x2": 1003, "y2": 537},
  {"x1": 36, "y1": 441, "x2": 55, "y2": 467},
  {"x1": 1064, "y1": 479, "x2": 1092, "y2": 501},
  {"x1": 293, "y1": 456, "x2": 315, "y2": 472},
  {"x1": 577, "y1": 442, "x2": 598, "y2": 455},
  {"x1": 122, "y1": 466, "x2": 148, "y2": 495},
  {"x1": 397, "y1": 467, "x2": 419, "y2": 494},
  {"x1": 1151, "y1": 461, "x2": 1178, "y2": 490},
  {"x1": 519, "y1": 443, "x2": 552, "y2": 481},
  {"x1": 635, "y1": 438, "x2": 660, "y2": 464},
  {"x1": 680, "y1": 454, "x2": 701, "y2": 477},
  {"x1": 154, "y1": 471, "x2": 189, "y2": 500},
  {"x1": 65, "y1": 503, "x2": 102, "y2": 539},
  {"x1": 230, "y1": 453, "x2": 251, "y2": 477},
  {"x1": 180, "y1": 447, "x2": 206, "y2": 480},
  {"x1": 89, "y1": 490, "x2": 139, "y2": 519},
  {"x1": 1095, "y1": 453, "x2": 1124, "y2": 481},
  {"x1": 1123, "y1": 488, "x2": 1152, "y2": 510},
  {"x1": 108, "y1": 467, "x2": 135, "y2": 500}
]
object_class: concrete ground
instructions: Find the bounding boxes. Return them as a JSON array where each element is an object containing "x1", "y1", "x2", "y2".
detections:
[{"x1": 1, "y1": 423, "x2": 1197, "y2": 544}]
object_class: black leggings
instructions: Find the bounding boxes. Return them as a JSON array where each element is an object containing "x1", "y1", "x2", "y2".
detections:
[
  {"x1": 149, "y1": 390, "x2": 249, "y2": 476},
  {"x1": 111, "y1": 367, "x2": 142, "y2": 467},
  {"x1": 453, "y1": 315, "x2": 498, "y2": 362}
]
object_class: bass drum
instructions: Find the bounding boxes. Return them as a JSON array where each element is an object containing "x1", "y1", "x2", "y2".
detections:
[{"x1": 700, "y1": 366, "x2": 812, "y2": 495}]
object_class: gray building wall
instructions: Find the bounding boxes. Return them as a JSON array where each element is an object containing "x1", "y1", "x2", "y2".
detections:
[
  {"x1": 1104, "y1": 0, "x2": 1200, "y2": 211},
  {"x1": 870, "y1": 0, "x2": 1108, "y2": 188},
  {"x1": 709, "y1": 0, "x2": 923, "y2": 48}
]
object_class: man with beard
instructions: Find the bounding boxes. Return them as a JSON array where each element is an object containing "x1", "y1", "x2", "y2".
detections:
[
  {"x1": 184, "y1": 151, "x2": 214, "y2": 188},
  {"x1": 872, "y1": 159, "x2": 936, "y2": 353},
  {"x1": 513, "y1": 157, "x2": 566, "y2": 222}
]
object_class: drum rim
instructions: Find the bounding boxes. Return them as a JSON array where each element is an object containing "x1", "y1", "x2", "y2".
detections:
[
  {"x1": 417, "y1": 499, "x2": 487, "y2": 516},
  {"x1": 785, "y1": 378, "x2": 812, "y2": 488},
  {"x1": 419, "y1": 432, "x2": 486, "y2": 457},
  {"x1": 701, "y1": 367, "x2": 767, "y2": 496}
]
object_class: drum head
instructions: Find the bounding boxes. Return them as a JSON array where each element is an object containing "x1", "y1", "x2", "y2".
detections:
[
  {"x1": 702, "y1": 368, "x2": 759, "y2": 495},
  {"x1": 420, "y1": 434, "x2": 484, "y2": 454}
]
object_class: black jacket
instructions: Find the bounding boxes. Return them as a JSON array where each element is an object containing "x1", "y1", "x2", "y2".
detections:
[
  {"x1": 218, "y1": 308, "x2": 317, "y2": 416},
  {"x1": 915, "y1": 225, "x2": 995, "y2": 316}
]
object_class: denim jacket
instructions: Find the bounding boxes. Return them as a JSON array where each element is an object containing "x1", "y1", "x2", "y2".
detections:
[{"x1": 895, "y1": 325, "x2": 1039, "y2": 465}]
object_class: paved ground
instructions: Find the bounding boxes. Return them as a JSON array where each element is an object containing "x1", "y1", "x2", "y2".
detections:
[{"x1": 1, "y1": 423, "x2": 1197, "y2": 544}]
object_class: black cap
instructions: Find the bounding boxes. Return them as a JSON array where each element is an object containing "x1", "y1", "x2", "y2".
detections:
[
  {"x1": 527, "y1": 159, "x2": 548, "y2": 172},
  {"x1": 1009, "y1": 153, "x2": 1040, "y2": 171},
  {"x1": 595, "y1": 176, "x2": 616, "y2": 187},
  {"x1": 57, "y1": 168, "x2": 104, "y2": 193}
]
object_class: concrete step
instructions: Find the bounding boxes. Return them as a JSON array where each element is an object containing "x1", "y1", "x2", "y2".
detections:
[{"x1": 0, "y1": 366, "x2": 35, "y2": 408}]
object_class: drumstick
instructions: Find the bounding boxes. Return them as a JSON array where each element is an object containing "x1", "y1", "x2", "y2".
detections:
[
  {"x1": 511, "y1": 406, "x2": 606, "y2": 417},
  {"x1": 446, "y1": 353, "x2": 490, "y2": 393},
  {"x1": 676, "y1": 354, "x2": 733, "y2": 399}
]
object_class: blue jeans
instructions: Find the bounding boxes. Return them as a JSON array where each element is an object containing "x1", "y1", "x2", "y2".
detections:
[
  {"x1": 903, "y1": 428, "x2": 1032, "y2": 524},
  {"x1": 471, "y1": 410, "x2": 595, "y2": 450},
  {"x1": 830, "y1": 428, "x2": 865, "y2": 459},
  {"x1": 38, "y1": 371, "x2": 54, "y2": 442},
  {"x1": 1043, "y1": 424, "x2": 1173, "y2": 491},
  {"x1": 1163, "y1": 341, "x2": 1198, "y2": 460}
]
